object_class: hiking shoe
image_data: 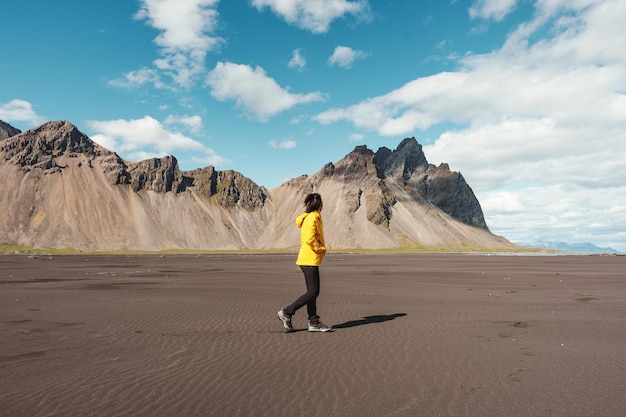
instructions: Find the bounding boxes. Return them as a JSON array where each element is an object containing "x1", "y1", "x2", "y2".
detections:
[
  {"x1": 308, "y1": 321, "x2": 332, "y2": 332},
  {"x1": 277, "y1": 309, "x2": 294, "y2": 332}
]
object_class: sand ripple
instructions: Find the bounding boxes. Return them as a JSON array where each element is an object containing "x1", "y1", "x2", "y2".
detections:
[{"x1": 1, "y1": 253, "x2": 625, "y2": 417}]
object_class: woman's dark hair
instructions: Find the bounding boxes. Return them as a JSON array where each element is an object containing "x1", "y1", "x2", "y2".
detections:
[{"x1": 304, "y1": 193, "x2": 323, "y2": 213}]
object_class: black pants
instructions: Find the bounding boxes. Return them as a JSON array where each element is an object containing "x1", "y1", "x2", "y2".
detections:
[{"x1": 284, "y1": 266, "x2": 320, "y2": 323}]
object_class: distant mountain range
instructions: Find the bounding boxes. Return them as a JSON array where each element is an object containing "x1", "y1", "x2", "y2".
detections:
[
  {"x1": 522, "y1": 241, "x2": 618, "y2": 254},
  {"x1": 0, "y1": 119, "x2": 519, "y2": 252}
]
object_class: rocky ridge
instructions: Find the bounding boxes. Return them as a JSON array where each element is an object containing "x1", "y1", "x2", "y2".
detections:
[
  {"x1": 0, "y1": 120, "x2": 516, "y2": 251},
  {"x1": 312, "y1": 139, "x2": 487, "y2": 229},
  {"x1": 0, "y1": 120, "x2": 21, "y2": 139},
  {"x1": 0, "y1": 121, "x2": 267, "y2": 208}
]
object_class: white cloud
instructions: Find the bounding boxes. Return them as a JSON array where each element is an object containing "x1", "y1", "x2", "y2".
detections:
[
  {"x1": 87, "y1": 115, "x2": 222, "y2": 165},
  {"x1": 350, "y1": 133, "x2": 364, "y2": 142},
  {"x1": 206, "y1": 62, "x2": 324, "y2": 121},
  {"x1": 327, "y1": 45, "x2": 368, "y2": 68},
  {"x1": 108, "y1": 67, "x2": 167, "y2": 89},
  {"x1": 288, "y1": 48, "x2": 307, "y2": 70},
  {"x1": 112, "y1": 0, "x2": 222, "y2": 88},
  {"x1": 424, "y1": 118, "x2": 624, "y2": 190},
  {"x1": 315, "y1": 0, "x2": 626, "y2": 251},
  {"x1": 480, "y1": 185, "x2": 626, "y2": 250},
  {"x1": 251, "y1": 0, "x2": 371, "y2": 34},
  {"x1": 469, "y1": 0, "x2": 518, "y2": 21},
  {"x1": 190, "y1": 153, "x2": 226, "y2": 167},
  {"x1": 269, "y1": 139, "x2": 297, "y2": 149},
  {"x1": 0, "y1": 99, "x2": 45, "y2": 126},
  {"x1": 135, "y1": 0, "x2": 220, "y2": 52},
  {"x1": 164, "y1": 114, "x2": 203, "y2": 134}
]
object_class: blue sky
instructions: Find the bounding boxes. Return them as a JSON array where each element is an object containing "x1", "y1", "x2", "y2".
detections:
[{"x1": 1, "y1": 0, "x2": 625, "y2": 251}]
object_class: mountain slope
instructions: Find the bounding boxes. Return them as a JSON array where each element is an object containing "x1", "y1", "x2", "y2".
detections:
[
  {"x1": 0, "y1": 120, "x2": 518, "y2": 251},
  {"x1": 264, "y1": 143, "x2": 513, "y2": 251},
  {"x1": 1, "y1": 120, "x2": 21, "y2": 139}
]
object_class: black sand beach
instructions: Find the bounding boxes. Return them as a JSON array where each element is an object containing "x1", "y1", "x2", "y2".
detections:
[{"x1": 1, "y1": 253, "x2": 625, "y2": 417}]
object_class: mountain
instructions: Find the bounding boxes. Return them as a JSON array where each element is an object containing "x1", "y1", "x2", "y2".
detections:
[
  {"x1": 0, "y1": 120, "x2": 518, "y2": 252},
  {"x1": 524, "y1": 241, "x2": 618, "y2": 254},
  {"x1": 0, "y1": 120, "x2": 21, "y2": 139}
]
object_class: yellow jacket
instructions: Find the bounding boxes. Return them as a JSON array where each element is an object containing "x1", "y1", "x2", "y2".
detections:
[{"x1": 295, "y1": 210, "x2": 326, "y2": 266}]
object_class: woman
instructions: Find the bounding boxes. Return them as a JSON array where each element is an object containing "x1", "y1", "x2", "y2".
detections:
[{"x1": 278, "y1": 193, "x2": 332, "y2": 332}]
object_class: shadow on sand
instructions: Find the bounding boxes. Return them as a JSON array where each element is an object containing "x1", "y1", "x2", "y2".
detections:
[{"x1": 333, "y1": 313, "x2": 407, "y2": 329}]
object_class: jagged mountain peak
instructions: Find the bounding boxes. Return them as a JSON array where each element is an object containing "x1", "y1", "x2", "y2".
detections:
[
  {"x1": 304, "y1": 136, "x2": 487, "y2": 230},
  {"x1": 0, "y1": 120, "x2": 269, "y2": 209},
  {"x1": 27, "y1": 120, "x2": 105, "y2": 154},
  {"x1": 322, "y1": 144, "x2": 378, "y2": 181},
  {"x1": 397, "y1": 136, "x2": 420, "y2": 150},
  {"x1": 374, "y1": 137, "x2": 429, "y2": 181},
  {"x1": 0, "y1": 120, "x2": 124, "y2": 178},
  {"x1": 296, "y1": 137, "x2": 483, "y2": 234},
  {"x1": 127, "y1": 155, "x2": 184, "y2": 193},
  {"x1": 0, "y1": 120, "x2": 21, "y2": 140},
  {"x1": 1, "y1": 120, "x2": 114, "y2": 166},
  {"x1": 0, "y1": 120, "x2": 514, "y2": 251}
]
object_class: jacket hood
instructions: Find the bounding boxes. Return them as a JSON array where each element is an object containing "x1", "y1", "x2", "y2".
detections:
[
  {"x1": 295, "y1": 211, "x2": 320, "y2": 228},
  {"x1": 295, "y1": 213, "x2": 308, "y2": 228}
]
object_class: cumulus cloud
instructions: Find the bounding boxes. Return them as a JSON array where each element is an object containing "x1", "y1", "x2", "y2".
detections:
[
  {"x1": 108, "y1": 67, "x2": 167, "y2": 89},
  {"x1": 251, "y1": 0, "x2": 371, "y2": 33},
  {"x1": 87, "y1": 115, "x2": 223, "y2": 165},
  {"x1": 269, "y1": 139, "x2": 297, "y2": 149},
  {"x1": 109, "y1": 67, "x2": 167, "y2": 88},
  {"x1": 469, "y1": 0, "x2": 518, "y2": 21},
  {"x1": 206, "y1": 62, "x2": 324, "y2": 121},
  {"x1": 480, "y1": 185, "x2": 626, "y2": 249},
  {"x1": 164, "y1": 114, "x2": 203, "y2": 134},
  {"x1": 327, "y1": 46, "x2": 368, "y2": 68},
  {"x1": 0, "y1": 99, "x2": 45, "y2": 126},
  {"x1": 111, "y1": 0, "x2": 221, "y2": 88},
  {"x1": 288, "y1": 48, "x2": 307, "y2": 70},
  {"x1": 315, "y1": 0, "x2": 626, "y2": 250}
]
